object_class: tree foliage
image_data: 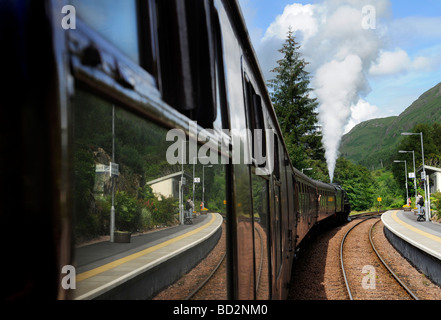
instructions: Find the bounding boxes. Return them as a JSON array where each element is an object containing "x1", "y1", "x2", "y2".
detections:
[
  {"x1": 333, "y1": 157, "x2": 377, "y2": 211},
  {"x1": 392, "y1": 122, "x2": 441, "y2": 202},
  {"x1": 268, "y1": 29, "x2": 325, "y2": 175}
]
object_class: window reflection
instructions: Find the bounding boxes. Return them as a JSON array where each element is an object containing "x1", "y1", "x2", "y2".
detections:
[
  {"x1": 71, "y1": 89, "x2": 227, "y2": 299},
  {"x1": 252, "y1": 174, "x2": 270, "y2": 300},
  {"x1": 70, "y1": 0, "x2": 140, "y2": 63}
]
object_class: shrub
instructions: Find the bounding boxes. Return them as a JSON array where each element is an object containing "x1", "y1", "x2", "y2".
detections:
[
  {"x1": 115, "y1": 191, "x2": 141, "y2": 232},
  {"x1": 152, "y1": 196, "x2": 178, "y2": 226},
  {"x1": 431, "y1": 192, "x2": 441, "y2": 220}
]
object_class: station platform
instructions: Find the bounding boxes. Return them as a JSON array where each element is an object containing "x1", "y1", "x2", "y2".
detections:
[
  {"x1": 382, "y1": 210, "x2": 441, "y2": 286},
  {"x1": 72, "y1": 212, "x2": 223, "y2": 300}
]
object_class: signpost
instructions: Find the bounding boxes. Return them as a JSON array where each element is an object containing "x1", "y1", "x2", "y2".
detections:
[{"x1": 110, "y1": 162, "x2": 119, "y2": 177}]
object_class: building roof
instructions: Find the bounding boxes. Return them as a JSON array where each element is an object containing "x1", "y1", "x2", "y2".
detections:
[
  {"x1": 146, "y1": 171, "x2": 191, "y2": 185},
  {"x1": 416, "y1": 165, "x2": 441, "y2": 175}
]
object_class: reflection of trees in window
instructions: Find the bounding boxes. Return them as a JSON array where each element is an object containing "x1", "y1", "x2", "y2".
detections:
[{"x1": 72, "y1": 89, "x2": 179, "y2": 241}]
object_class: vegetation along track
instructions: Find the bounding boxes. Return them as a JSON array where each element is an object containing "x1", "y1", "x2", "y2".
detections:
[{"x1": 340, "y1": 216, "x2": 418, "y2": 300}]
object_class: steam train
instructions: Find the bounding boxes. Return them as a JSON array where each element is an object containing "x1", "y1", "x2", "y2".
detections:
[{"x1": 1, "y1": 0, "x2": 349, "y2": 300}]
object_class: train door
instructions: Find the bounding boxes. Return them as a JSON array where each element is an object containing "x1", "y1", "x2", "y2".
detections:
[
  {"x1": 307, "y1": 185, "x2": 313, "y2": 227},
  {"x1": 314, "y1": 187, "x2": 319, "y2": 222},
  {"x1": 269, "y1": 133, "x2": 284, "y2": 299},
  {"x1": 241, "y1": 58, "x2": 275, "y2": 299},
  {"x1": 280, "y1": 152, "x2": 294, "y2": 297},
  {"x1": 287, "y1": 172, "x2": 296, "y2": 254},
  {"x1": 292, "y1": 175, "x2": 300, "y2": 247},
  {"x1": 296, "y1": 181, "x2": 306, "y2": 244},
  {"x1": 251, "y1": 171, "x2": 271, "y2": 299}
]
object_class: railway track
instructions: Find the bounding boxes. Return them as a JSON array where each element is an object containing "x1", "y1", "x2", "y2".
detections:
[
  {"x1": 185, "y1": 252, "x2": 227, "y2": 300},
  {"x1": 340, "y1": 216, "x2": 419, "y2": 300}
]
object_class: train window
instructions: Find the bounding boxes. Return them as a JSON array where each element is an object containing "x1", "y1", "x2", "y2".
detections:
[
  {"x1": 155, "y1": 0, "x2": 216, "y2": 128},
  {"x1": 212, "y1": 10, "x2": 228, "y2": 133},
  {"x1": 71, "y1": 88, "x2": 227, "y2": 300},
  {"x1": 243, "y1": 76, "x2": 266, "y2": 167},
  {"x1": 70, "y1": 0, "x2": 140, "y2": 64},
  {"x1": 252, "y1": 174, "x2": 270, "y2": 300}
]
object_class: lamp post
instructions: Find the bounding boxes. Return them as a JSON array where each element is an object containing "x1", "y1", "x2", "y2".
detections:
[
  {"x1": 401, "y1": 132, "x2": 429, "y2": 221},
  {"x1": 202, "y1": 165, "x2": 213, "y2": 208},
  {"x1": 399, "y1": 150, "x2": 417, "y2": 205},
  {"x1": 394, "y1": 160, "x2": 408, "y2": 203},
  {"x1": 193, "y1": 156, "x2": 208, "y2": 214},
  {"x1": 179, "y1": 140, "x2": 186, "y2": 225},
  {"x1": 192, "y1": 156, "x2": 197, "y2": 215},
  {"x1": 110, "y1": 105, "x2": 115, "y2": 242}
]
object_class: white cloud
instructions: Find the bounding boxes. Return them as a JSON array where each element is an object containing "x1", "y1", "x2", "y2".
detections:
[
  {"x1": 344, "y1": 99, "x2": 380, "y2": 133},
  {"x1": 369, "y1": 49, "x2": 410, "y2": 76},
  {"x1": 369, "y1": 48, "x2": 439, "y2": 76},
  {"x1": 263, "y1": 4, "x2": 319, "y2": 42}
]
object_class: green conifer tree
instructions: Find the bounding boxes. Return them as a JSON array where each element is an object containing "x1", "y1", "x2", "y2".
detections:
[{"x1": 268, "y1": 29, "x2": 324, "y2": 172}]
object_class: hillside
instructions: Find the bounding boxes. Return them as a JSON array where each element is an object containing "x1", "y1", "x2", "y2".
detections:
[{"x1": 340, "y1": 82, "x2": 441, "y2": 169}]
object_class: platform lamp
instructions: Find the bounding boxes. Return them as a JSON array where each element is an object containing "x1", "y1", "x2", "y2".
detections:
[
  {"x1": 393, "y1": 160, "x2": 408, "y2": 204},
  {"x1": 399, "y1": 150, "x2": 417, "y2": 205},
  {"x1": 193, "y1": 156, "x2": 209, "y2": 214},
  {"x1": 202, "y1": 164, "x2": 213, "y2": 209},
  {"x1": 401, "y1": 132, "x2": 430, "y2": 221}
]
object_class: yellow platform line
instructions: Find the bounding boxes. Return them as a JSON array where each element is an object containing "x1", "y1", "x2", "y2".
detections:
[
  {"x1": 391, "y1": 211, "x2": 441, "y2": 245},
  {"x1": 77, "y1": 213, "x2": 216, "y2": 282}
]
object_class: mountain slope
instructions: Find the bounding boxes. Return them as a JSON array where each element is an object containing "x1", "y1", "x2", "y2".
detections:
[{"x1": 340, "y1": 82, "x2": 441, "y2": 168}]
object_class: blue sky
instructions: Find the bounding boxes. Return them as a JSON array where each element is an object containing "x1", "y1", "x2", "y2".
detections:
[{"x1": 238, "y1": 0, "x2": 441, "y2": 132}]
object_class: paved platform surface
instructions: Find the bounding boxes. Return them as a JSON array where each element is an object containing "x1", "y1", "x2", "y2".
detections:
[
  {"x1": 382, "y1": 210, "x2": 441, "y2": 261},
  {"x1": 72, "y1": 212, "x2": 223, "y2": 300}
]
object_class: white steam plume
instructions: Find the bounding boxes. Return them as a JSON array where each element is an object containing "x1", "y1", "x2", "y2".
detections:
[
  {"x1": 257, "y1": 0, "x2": 390, "y2": 182},
  {"x1": 315, "y1": 55, "x2": 367, "y2": 181},
  {"x1": 309, "y1": 2, "x2": 387, "y2": 182}
]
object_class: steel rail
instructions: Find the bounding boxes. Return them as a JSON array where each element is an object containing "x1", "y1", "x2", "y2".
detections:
[
  {"x1": 369, "y1": 219, "x2": 419, "y2": 300},
  {"x1": 340, "y1": 216, "x2": 380, "y2": 300},
  {"x1": 185, "y1": 252, "x2": 226, "y2": 300}
]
